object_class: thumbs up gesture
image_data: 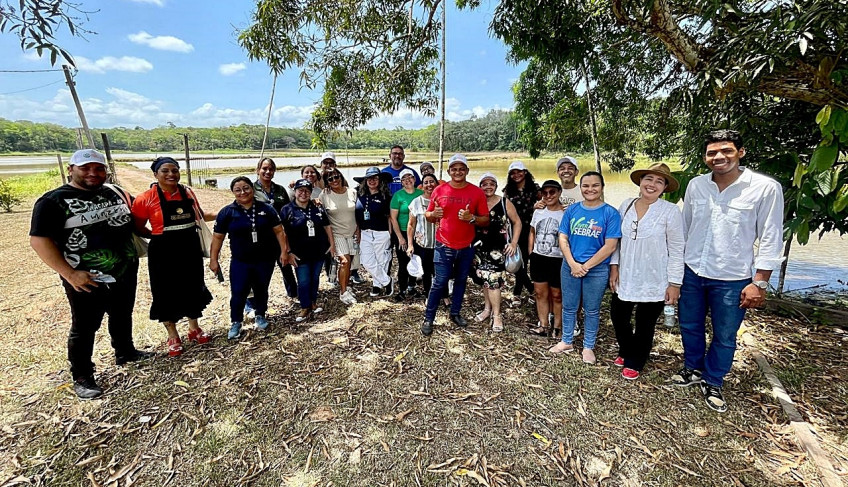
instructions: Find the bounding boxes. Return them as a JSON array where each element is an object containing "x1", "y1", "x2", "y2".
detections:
[
  {"x1": 458, "y1": 203, "x2": 472, "y2": 222},
  {"x1": 431, "y1": 199, "x2": 444, "y2": 219}
]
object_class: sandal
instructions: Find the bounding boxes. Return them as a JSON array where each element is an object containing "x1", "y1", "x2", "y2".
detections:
[
  {"x1": 549, "y1": 342, "x2": 575, "y2": 354},
  {"x1": 492, "y1": 315, "x2": 504, "y2": 333},
  {"x1": 167, "y1": 337, "x2": 184, "y2": 357},
  {"x1": 475, "y1": 309, "x2": 492, "y2": 322},
  {"x1": 552, "y1": 328, "x2": 562, "y2": 339},
  {"x1": 527, "y1": 326, "x2": 550, "y2": 337},
  {"x1": 187, "y1": 327, "x2": 211, "y2": 344}
]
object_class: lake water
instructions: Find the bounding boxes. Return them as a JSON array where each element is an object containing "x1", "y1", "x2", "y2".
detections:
[{"x1": 205, "y1": 156, "x2": 848, "y2": 294}]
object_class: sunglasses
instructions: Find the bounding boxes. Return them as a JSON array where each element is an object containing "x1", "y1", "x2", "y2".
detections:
[
  {"x1": 542, "y1": 189, "x2": 559, "y2": 196},
  {"x1": 327, "y1": 174, "x2": 341, "y2": 182},
  {"x1": 630, "y1": 220, "x2": 639, "y2": 240}
]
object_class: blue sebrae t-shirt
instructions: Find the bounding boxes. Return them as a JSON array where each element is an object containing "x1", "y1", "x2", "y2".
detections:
[{"x1": 558, "y1": 202, "x2": 621, "y2": 264}]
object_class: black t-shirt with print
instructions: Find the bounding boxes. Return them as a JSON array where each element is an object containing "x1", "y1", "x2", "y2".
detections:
[{"x1": 30, "y1": 184, "x2": 138, "y2": 279}]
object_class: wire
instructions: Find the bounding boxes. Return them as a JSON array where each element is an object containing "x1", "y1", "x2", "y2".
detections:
[
  {"x1": 0, "y1": 68, "x2": 64, "y2": 73},
  {"x1": 0, "y1": 79, "x2": 65, "y2": 95}
]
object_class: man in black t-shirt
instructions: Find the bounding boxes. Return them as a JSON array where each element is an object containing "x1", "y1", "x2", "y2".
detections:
[{"x1": 29, "y1": 149, "x2": 152, "y2": 399}]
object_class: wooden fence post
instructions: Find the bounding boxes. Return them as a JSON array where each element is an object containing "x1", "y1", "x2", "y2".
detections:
[
  {"x1": 100, "y1": 133, "x2": 118, "y2": 185},
  {"x1": 56, "y1": 154, "x2": 67, "y2": 184}
]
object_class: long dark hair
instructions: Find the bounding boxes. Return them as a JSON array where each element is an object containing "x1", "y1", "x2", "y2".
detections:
[
  {"x1": 322, "y1": 169, "x2": 349, "y2": 189},
  {"x1": 503, "y1": 169, "x2": 537, "y2": 197}
]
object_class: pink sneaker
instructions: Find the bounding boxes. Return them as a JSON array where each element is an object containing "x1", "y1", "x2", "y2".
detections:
[
  {"x1": 614, "y1": 356, "x2": 625, "y2": 367},
  {"x1": 622, "y1": 368, "x2": 640, "y2": 380}
]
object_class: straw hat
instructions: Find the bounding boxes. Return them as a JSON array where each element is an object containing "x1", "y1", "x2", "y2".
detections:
[{"x1": 629, "y1": 163, "x2": 679, "y2": 193}]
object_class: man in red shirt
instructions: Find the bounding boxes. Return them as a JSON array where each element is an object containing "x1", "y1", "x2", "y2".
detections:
[{"x1": 422, "y1": 154, "x2": 490, "y2": 335}]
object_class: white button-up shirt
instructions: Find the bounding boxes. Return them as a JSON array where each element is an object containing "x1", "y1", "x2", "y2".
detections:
[
  {"x1": 611, "y1": 198, "x2": 685, "y2": 302},
  {"x1": 682, "y1": 168, "x2": 784, "y2": 280}
]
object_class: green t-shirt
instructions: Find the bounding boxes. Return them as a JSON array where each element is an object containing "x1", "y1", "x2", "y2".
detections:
[{"x1": 390, "y1": 188, "x2": 423, "y2": 232}]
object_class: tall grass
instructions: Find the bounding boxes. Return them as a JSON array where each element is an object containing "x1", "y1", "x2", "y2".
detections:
[{"x1": 5, "y1": 169, "x2": 64, "y2": 198}]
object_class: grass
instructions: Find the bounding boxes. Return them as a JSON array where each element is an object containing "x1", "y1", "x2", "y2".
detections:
[
  {"x1": 2, "y1": 169, "x2": 64, "y2": 199},
  {"x1": 0, "y1": 165, "x2": 844, "y2": 486}
]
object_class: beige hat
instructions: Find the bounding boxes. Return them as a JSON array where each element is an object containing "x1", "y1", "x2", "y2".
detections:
[{"x1": 629, "y1": 163, "x2": 679, "y2": 193}]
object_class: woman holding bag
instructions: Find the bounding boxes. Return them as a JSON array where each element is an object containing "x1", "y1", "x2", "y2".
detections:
[
  {"x1": 472, "y1": 173, "x2": 521, "y2": 332},
  {"x1": 131, "y1": 157, "x2": 217, "y2": 357}
]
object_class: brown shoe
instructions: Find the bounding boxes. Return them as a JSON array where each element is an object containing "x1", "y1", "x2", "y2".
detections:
[{"x1": 295, "y1": 308, "x2": 310, "y2": 322}]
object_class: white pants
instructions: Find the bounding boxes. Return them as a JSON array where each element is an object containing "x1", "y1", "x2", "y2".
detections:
[{"x1": 360, "y1": 229, "x2": 392, "y2": 287}]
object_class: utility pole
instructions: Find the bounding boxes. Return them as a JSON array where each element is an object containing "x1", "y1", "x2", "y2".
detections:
[
  {"x1": 182, "y1": 133, "x2": 193, "y2": 186},
  {"x1": 437, "y1": 2, "x2": 446, "y2": 180},
  {"x1": 100, "y1": 133, "x2": 118, "y2": 184},
  {"x1": 62, "y1": 65, "x2": 96, "y2": 149}
]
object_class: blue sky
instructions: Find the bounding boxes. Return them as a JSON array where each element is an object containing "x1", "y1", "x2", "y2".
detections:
[{"x1": 0, "y1": 0, "x2": 524, "y2": 130}]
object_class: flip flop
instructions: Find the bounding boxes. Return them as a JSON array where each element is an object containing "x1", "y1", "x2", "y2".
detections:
[{"x1": 549, "y1": 343, "x2": 575, "y2": 354}]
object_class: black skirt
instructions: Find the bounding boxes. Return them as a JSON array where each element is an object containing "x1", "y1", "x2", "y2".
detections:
[{"x1": 147, "y1": 227, "x2": 212, "y2": 322}]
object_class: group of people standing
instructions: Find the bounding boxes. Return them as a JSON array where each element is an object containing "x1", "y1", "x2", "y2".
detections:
[{"x1": 31, "y1": 130, "x2": 784, "y2": 415}]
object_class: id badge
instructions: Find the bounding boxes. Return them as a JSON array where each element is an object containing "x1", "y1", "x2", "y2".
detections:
[
  {"x1": 363, "y1": 209, "x2": 371, "y2": 221},
  {"x1": 307, "y1": 220, "x2": 315, "y2": 237},
  {"x1": 251, "y1": 231, "x2": 258, "y2": 243}
]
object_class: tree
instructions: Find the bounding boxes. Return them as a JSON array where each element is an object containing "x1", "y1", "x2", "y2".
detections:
[
  {"x1": 0, "y1": 0, "x2": 94, "y2": 66},
  {"x1": 239, "y1": 0, "x2": 443, "y2": 145}
]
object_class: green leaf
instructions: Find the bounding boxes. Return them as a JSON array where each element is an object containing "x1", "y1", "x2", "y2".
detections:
[
  {"x1": 796, "y1": 219, "x2": 810, "y2": 245},
  {"x1": 792, "y1": 161, "x2": 806, "y2": 187},
  {"x1": 815, "y1": 105, "x2": 831, "y2": 126},
  {"x1": 834, "y1": 184, "x2": 848, "y2": 213},
  {"x1": 809, "y1": 142, "x2": 839, "y2": 172},
  {"x1": 813, "y1": 170, "x2": 834, "y2": 196},
  {"x1": 831, "y1": 108, "x2": 848, "y2": 138}
]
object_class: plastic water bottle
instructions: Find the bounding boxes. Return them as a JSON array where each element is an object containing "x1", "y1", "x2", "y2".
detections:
[
  {"x1": 663, "y1": 305, "x2": 676, "y2": 328},
  {"x1": 328, "y1": 258, "x2": 339, "y2": 284}
]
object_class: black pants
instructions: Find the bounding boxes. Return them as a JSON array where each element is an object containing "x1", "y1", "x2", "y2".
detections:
[
  {"x1": 396, "y1": 239, "x2": 412, "y2": 290},
  {"x1": 609, "y1": 294, "x2": 664, "y2": 371},
  {"x1": 63, "y1": 263, "x2": 139, "y2": 380},
  {"x1": 413, "y1": 242, "x2": 435, "y2": 292},
  {"x1": 231, "y1": 259, "x2": 276, "y2": 322},
  {"x1": 280, "y1": 261, "x2": 298, "y2": 298}
]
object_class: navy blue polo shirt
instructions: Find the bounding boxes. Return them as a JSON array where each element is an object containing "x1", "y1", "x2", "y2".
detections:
[
  {"x1": 280, "y1": 201, "x2": 330, "y2": 262},
  {"x1": 355, "y1": 192, "x2": 391, "y2": 232},
  {"x1": 214, "y1": 201, "x2": 282, "y2": 263}
]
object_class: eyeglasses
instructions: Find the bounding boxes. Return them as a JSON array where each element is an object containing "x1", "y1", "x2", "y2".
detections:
[
  {"x1": 542, "y1": 189, "x2": 559, "y2": 196},
  {"x1": 630, "y1": 220, "x2": 639, "y2": 240},
  {"x1": 327, "y1": 175, "x2": 341, "y2": 182},
  {"x1": 233, "y1": 187, "x2": 252, "y2": 194}
]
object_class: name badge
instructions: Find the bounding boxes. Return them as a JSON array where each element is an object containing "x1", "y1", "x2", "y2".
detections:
[
  {"x1": 307, "y1": 219, "x2": 315, "y2": 237},
  {"x1": 363, "y1": 209, "x2": 371, "y2": 221},
  {"x1": 251, "y1": 231, "x2": 258, "y2": 243}
]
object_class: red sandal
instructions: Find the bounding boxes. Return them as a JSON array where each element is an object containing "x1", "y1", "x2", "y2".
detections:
[
  {"x1": 167, "y1": 337, "x2": 184, "y2": 357},
  {"x1": 187, "y1": 327, "x2": 212, "y2": 344}
]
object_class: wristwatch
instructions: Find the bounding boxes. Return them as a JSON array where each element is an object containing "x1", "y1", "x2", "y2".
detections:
[
  {"x1": 469, "y1": 215, "x2": 477, "y2": 225},
  {"x1": 752, "y1": 280, "x2": 768, "y2": 290}
]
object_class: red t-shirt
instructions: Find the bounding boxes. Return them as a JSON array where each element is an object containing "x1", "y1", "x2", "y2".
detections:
[{"x1": 427, "y1": 182, "x2": 488, "y2": 249}]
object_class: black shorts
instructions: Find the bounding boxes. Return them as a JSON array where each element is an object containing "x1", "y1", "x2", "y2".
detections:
[{"x1": 529, "y1": 253, "x2": 562, "y2": 288}]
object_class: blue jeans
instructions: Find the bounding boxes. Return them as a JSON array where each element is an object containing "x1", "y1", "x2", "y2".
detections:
[
  {"x1": 294, "y1": 258, "x2": 324, "y2": 309},
  {"x1": 678, "y1": 266, "x2": 749, "y2": 388},
  {"x1": 425, "y1": 242, "x2": 475, "y2": 321},
  {"x1": 561, "y1": 264, "x2": 609, "y2": 349},
  {"x1": 230, "y1": 258, "x2": 276, "y2": 322}
]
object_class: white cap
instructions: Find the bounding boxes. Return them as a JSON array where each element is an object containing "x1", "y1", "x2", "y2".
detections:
[
  {"x1": 399, "y1": 168, "x2": 415, "y2": 179},
  {"x1": 448, "y1": 153, "x2": 468, "y2": 168},
  {"x1": 556, "y1": 156, "x2": 578, "y2": 171},
  {"x1": 70, "y1": 149, "x2": 107, "y2": 167},
  {"x1": 508, "y1": 160, "x2": 527, "y2": 173},
  {"x1": 478, "y1": 172, "x2": 498, "y2": 185},
  {"x1": 320, "y1": 151, "x2": 336, "y2": 164}
]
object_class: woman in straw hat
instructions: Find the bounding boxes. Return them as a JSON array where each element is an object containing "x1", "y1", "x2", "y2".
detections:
[{"x1": 609, "y1": 163, "x2": 685, "y2": 380}]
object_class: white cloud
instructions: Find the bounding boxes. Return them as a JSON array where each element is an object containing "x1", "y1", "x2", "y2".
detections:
[
  {"x1": 218, "y1": 63, "x2": 246, "y2": 76},
  {"x1": 126, "y1": 0, "x2": 164, "y2": 6},
  {"x1": 75, "y1": 56, "x2": 153, "y2": 74},
  {"x1": 22, "y1": 51, "x2": 45, "y2": 61},
  {"x1": 128, "y1": 31, "x2": 194, "y2": 53}
]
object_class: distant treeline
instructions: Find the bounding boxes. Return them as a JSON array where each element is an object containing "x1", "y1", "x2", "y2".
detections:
[{"x1": 0, "y1": 110, "x2": 525, "y2": 154}]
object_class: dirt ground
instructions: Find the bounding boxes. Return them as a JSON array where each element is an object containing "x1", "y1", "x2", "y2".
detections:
[{"x1": 0, "y1": 165, "x2": 845, "y2": 486}]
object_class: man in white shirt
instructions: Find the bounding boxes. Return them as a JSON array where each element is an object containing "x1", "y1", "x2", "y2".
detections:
[
  {"x1": 556, "y1": 156, "x2": 582, "y2": 208},
  {"x1": 671, "y1": 130, "x2": 784, "y2": 413}
]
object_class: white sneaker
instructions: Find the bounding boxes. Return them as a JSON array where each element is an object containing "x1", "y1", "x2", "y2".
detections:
[{"x1": 340, "y1": 290, "x2": 357, "y2": 305}]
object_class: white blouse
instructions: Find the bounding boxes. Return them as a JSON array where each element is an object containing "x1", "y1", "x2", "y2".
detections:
[{"x1": 610, "y1": 198, "x2": 685, "y2": 302}]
